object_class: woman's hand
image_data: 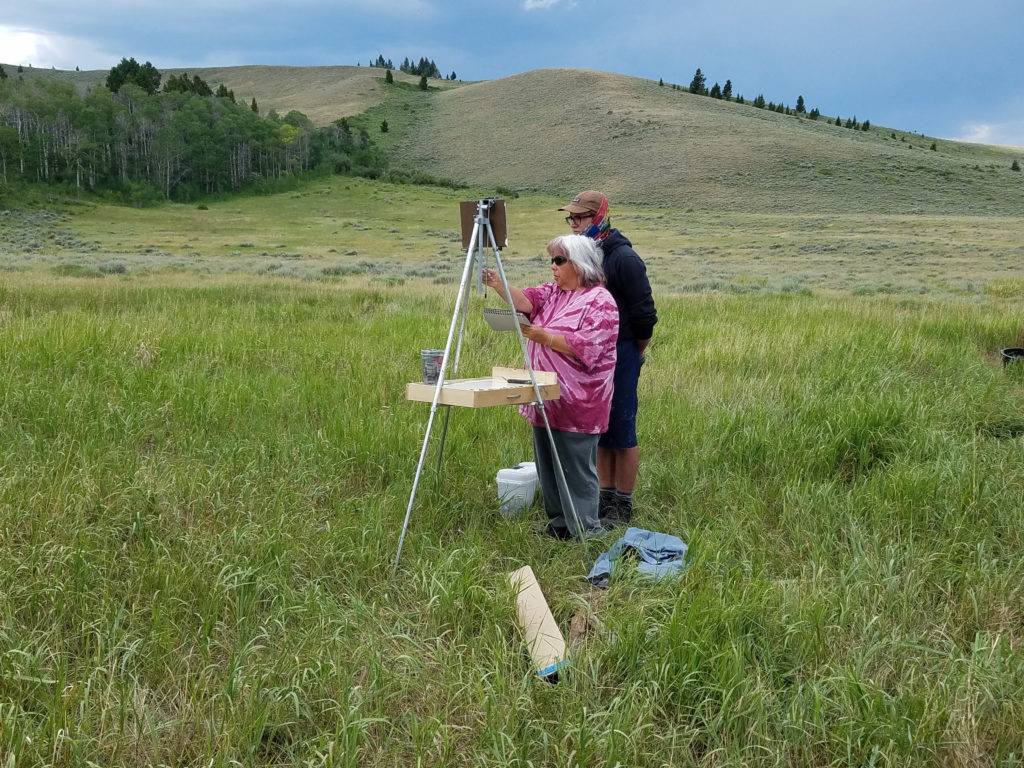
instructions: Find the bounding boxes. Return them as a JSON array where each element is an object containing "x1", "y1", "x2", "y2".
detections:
[
  {"x1": 521, "y1": 324, "x2": 573, "y2": 357},
  {"x1": 485, "y1": 270, "x2": 534, "y2": 315},
  {"x1": 482, "y1": 268, "x2": 502, "y2": 290},
  {"x1": 519, "y1": 323, "x2": 547, "y2": 344}
]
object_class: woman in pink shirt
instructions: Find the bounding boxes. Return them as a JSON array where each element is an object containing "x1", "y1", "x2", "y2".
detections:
[{"x1": 483, "y1": 235, "x2": 619, "y2": 540}]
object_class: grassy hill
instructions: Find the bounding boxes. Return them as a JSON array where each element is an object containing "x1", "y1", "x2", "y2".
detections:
[
  {"x1": 5, "y1": 63, "x2": 1023, "y2": 215},
  {"x1": 385, "y1": 68, "x2": 1024, "y2": 215},
  {"x1": 1, "y1": 62, "x2": 428, "y2": 127}
]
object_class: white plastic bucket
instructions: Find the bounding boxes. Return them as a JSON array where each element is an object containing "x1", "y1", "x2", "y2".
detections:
[{"x1": 496, "y1": 462, "x2": 538, "y2": 518}]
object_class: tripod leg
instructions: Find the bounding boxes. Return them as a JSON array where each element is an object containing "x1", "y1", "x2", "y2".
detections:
[
  {"x1": 435, "y1": 406, "x2": 451, "y2": 478},
  {"x1": 393, "y1": 219, "x2": 483, "y2": 574},
  {"x1": 436, "y1": 244, "x2": 478, "y2": 477}
]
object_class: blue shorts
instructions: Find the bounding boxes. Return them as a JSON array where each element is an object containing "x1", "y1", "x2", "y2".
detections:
[{"x1": 599, "y1": 340, "x2": 644, "y2": 450}]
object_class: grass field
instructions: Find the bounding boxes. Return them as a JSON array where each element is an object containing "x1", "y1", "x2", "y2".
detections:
[
  {"x1": 2, "y1": 179, "x2": 1024, "y2": 765},
  {"x1": 4, "y1": 179, "x2": 1024, "y2": 299}
]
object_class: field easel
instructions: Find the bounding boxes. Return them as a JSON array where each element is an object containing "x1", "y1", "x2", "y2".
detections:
[{"x1": 393, "y1": 198, "x2": 587, "y2": 574}]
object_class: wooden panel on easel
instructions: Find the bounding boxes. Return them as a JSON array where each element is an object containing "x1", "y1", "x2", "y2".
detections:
[{"x1": 460, "y1": 199, "x2": 508, "y2": 249}]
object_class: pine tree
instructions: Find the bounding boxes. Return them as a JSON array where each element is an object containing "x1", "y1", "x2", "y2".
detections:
[
  {"x1": 796, "y1": 95, "x2": 805, "y2": 113},
  {"x1": 722, "y1": 80, "x2": 732, "y2": 100},
  {"x1": 193, "y1": 75, "x2": 212, "y2": 97},
  {"x1": 106, "y1": 57, "x2": 161, "y2": 95},
  {"x1": 709, "y1": 82, "x2": 722, "y2": 99},
  {"x1": 250, "y1": 98, "x2": 258, "y2": 114},
  {"x1": 688, "y1": 68, "x2": 706, "y2": 95},
  {"x1": 418, "y1": 74, "x2": 428, "y2": 90},
  {"x1": 385, "y1": 69, "x2": 393, "y2": 84},
  {"x1": 165, "y1": 72, "x2": 213, "y2": 96},
  {"x1": 381, "y1": 120, "x2": 389, "y2": 133},
  {"x1": 1012, "y1": 159, "x2": 1021, "y2": 171},
  {"x1": 416, "y1": 57, "x2": 441, "y2": 78}
]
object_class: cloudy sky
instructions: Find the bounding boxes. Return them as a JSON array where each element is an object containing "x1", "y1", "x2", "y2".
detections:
[{"x1": 3, "y1": 0, "x2": 1023, "y2": 147}]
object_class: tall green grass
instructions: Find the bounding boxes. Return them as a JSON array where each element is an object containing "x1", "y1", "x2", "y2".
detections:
[{"x1": 1, "y1": 274, "x2": 1022, "y2": 766}]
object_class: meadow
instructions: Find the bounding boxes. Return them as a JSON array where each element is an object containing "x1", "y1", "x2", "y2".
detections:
[
  {"x1": 1, "y1": 181, "x2": 1024, "y2": 766},
  {"x1": 3, "y1": 179, "x2": 1024, "y2": 297}
]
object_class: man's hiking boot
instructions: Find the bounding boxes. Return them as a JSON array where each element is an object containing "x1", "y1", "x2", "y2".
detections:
[{"x1": 599, "y1": 493, "x2": 633, "y2": 529}]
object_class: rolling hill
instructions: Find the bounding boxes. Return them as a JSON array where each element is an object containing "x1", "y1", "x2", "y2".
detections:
[
  {"x1": 385, "y1": 68, "x2": 1024, "y2": 215},
  {"x1": 5, "y1": 63, "x2": 1023, "y2": 215},
  {"x1": 2, "y1": 62, "x2": 425, "y2": 126}
]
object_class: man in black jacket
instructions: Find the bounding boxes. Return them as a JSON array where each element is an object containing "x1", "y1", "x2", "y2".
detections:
[{"x1": 560, "y1": 190, "x2": 657, "y2": 527}]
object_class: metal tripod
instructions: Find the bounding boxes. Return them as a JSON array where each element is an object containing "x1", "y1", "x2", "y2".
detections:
[{"x1": 393, "y1": 198, "x2": 587, "y2": 573}]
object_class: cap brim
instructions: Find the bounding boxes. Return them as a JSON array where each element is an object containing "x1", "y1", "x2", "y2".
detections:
[{"x1": 558, "y1": 203, "x2": 595, "y2": 214}]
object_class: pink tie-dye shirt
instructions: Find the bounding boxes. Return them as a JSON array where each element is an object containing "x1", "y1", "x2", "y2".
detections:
[{"x1": 518, "y1": 282, "x2": 619, "y2": 434}]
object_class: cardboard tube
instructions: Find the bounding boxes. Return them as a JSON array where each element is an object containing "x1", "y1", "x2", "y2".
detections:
[{"x1": 509, "y1": 565, "x2": 568, "y2": 680}]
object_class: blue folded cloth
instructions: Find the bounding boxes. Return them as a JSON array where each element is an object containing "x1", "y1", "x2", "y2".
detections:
[{"x1": 587, "y1": 527, "x2": 689, "y2": 588}]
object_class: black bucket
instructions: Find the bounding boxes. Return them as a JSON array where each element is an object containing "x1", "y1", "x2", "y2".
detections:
[{"x1": 1001, "y1": 348, "x2": 1024, "y2": 367}]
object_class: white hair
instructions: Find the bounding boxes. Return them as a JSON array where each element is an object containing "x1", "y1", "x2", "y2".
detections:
[{"x1": 547, "y1": 234, "x2": 605, "y2": 288}]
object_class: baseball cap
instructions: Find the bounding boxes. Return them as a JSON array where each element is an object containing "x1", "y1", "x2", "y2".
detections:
[{"x1": 558, "y1": 190, "x2": 607, "y2": 216}]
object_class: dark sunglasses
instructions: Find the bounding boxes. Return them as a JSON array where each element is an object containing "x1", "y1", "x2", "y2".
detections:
[{"x1": 550, "y1": 256, "x2": 568, "y2": 265}]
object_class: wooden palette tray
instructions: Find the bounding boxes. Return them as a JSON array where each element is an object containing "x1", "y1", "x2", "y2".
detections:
[{"x1": 406, "y1": 366, "x2": 559, "y2": 408}]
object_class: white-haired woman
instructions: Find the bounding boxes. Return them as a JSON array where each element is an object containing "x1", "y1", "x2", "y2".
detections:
[{"x1": 483, "y1": 234, "x2": 619, "y2": 540}]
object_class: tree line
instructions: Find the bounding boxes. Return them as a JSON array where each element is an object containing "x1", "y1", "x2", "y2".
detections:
[
  {"x1": 370, "y1": 54, "x2": 456, "y2": 81},
  {"x1": 665, "y1": 67, "x2": 868, "y2": 133},
  {"x1": 0, "y1": 59, "x2": 386, "y2": 203}
]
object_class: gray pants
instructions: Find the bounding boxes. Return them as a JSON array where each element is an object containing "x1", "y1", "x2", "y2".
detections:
[{"x1": 532, "y1": 427, "x2": 603, "y2": 538}]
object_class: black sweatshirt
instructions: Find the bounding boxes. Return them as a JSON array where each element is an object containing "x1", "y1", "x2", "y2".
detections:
[{"x1": 599, "y1": 229, "x2": 658, "y2": 343}]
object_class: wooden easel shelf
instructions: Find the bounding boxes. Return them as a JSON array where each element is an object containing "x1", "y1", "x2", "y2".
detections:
[{"x1": 406, "y1": 366, "x2": 560, "y2": 409}]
